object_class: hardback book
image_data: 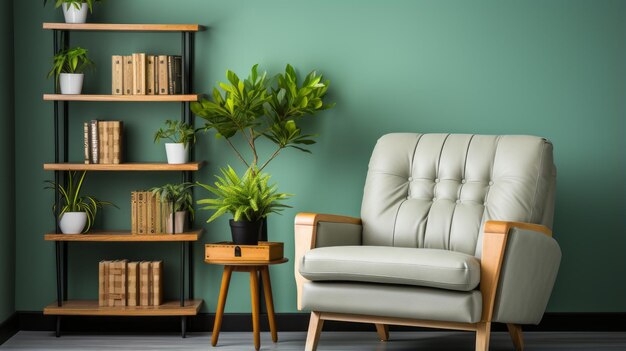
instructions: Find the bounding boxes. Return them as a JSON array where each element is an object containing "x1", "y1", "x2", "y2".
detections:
[
  {"x1": 83, "y1": 122, "x2": 90, "y2": 164},
  {"x1": 151, "y1": 261, "x2": 163, "y2": 306},
  {"x1": 90, "y1": 120, "x2": 99, "y2": 164},
  {"x1": 112, "y1": 121, "x2": 122, "y2": 164},
  {"x1": 133, "y1": 53, "x2": 147, "y2": 95},
  {"x1": 107, "y1": 121, "x2": 114, "y2": 164},
  {"x1": 98, "y1": 121, "x2": 108, "y2": 164},
  {"x1": 108, "y1": 260, "x2": 127, "y2": 307},
  {"x1": 137, "y1": 192, "x2": 145, "y2": 234},
  {"x1": 111, "y1": 55, "x2": 123, "y2": 95},
  {"x1": 131, "y1": 192, "x2": 137, "y2": 233},
  {"x1": 167, "y1": 56, "x2": 183, "y2": 95},
  {"x1": 146, "y1": 55, "x2": 156, "y2": 95},
  {"x1": 146, "y1": 191, "x2": 154, "y2": 234},
  {"x1": 157, "y1": 55, "x2": 169, "y2": 95},
  {"x1": 127, "y1": 262, "x2": 139, "y2": 307},
  {"x1": 98, "y1": 261, "x2": 107, "y2": 306},
  {"x1": 139, "y1": 261, "x2": 152, "y2": 306},
  {"x1": 154, "y1": 194, "x2": 160, "y2": 234},
  {"x1": 123, "y1": 55, "x2": 134, "y2": 95}
]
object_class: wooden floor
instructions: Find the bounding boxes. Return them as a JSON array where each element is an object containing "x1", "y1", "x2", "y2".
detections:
[{"x1": 2, "y1": 331, "x2": 626, "y2": 350}]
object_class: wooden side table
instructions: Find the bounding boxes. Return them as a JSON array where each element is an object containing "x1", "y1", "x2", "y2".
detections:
[{"x1": 205, "y1": 257, "x2": 289, "y2": 350}]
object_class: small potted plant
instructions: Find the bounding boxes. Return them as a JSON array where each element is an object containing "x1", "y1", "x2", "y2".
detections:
[
  {"x1": 154, "y1": 120, "x2": 197, "y2": 164},
  {"x1": 48, "y1": 46, "x2": 94, "y2": 95},
  {"x1": 197, "y1": 166, "x2": 291, "y2": 245},
  {"x1": 44, "y1": 0, "x2": 103, "y2": 24},
  {"x1": 150, "y1": 182, "x2": 194, "y2": 234},
  {"x1": 45, "y1": 171, "x2": 117, "y2": 234}
]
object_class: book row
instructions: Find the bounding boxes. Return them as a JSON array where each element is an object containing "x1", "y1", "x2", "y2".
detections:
[
  {"x1": 131, "y1": 191, "x2": 179, "y2": 234},
  {"x1": 83, "y1": 120, "x2": 123, "y2": 164},
  {"x1": 98, "y1": 260, "x2": 163, "y2": 307},
  {"x1": 112, "y1": 54, "x2": 182, "y2": 95}
]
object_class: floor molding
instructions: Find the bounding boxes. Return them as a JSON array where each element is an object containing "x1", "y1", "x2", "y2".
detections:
[
  {"x1": 12, "y1": 312, "x2": 626, "y2": 334},
  {"x1": 0, "y1": 313, "x2": 19, "y2": 345}
]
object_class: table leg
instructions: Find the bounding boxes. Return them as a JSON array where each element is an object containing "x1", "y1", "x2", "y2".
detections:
[
  {"x1": 212, "y1": 266, "x2": 233, "y2": 347},
  {"x1": 261, "y1": 266, "x2": 278, "y2": 342},
  {"x1": 250, "y1": 268, "x2": 261, "y2": 351}
]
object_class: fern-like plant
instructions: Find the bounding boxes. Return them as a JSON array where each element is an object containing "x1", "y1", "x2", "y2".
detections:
[
  {"x1": 45, "y1": 171, "x2": 116, "y2": 233},
  {"x1": 196, "y1": 166, "x2": 292, "y2": 223}
]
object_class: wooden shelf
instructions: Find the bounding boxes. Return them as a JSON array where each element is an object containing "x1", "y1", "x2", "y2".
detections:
[
  {"x1": 43, "y1": 23, "x2": 205, "y2": 32},
  {"x1": 44, "y1": 300, "x2": 203, "y2": 316},
  {"x1": 43, "y1": 162, "x2": 204, "y2": 171},
  {"x1": 43, "y1": 94, "x2": 200, "y2": 102},
  {"x1": 45, "y1": 229, "x2": 203, "y2": 242}
]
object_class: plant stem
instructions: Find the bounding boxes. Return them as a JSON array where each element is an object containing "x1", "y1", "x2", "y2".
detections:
[
  {"x1": 224, "y1": 137, "x2": 250, "y2": 168},
  {"x1": 243, "y1": 128, "x2": 258, "y2": 167},
  {"x1": 259, "y1": 147, "x2": 283, "y2": 172}
]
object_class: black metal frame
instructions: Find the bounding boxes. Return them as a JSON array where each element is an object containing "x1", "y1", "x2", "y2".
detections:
[{"x1": 51, "y1": 29, "x2": 196, "y2": 338}]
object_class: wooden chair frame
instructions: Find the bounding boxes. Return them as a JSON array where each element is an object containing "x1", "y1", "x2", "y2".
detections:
[{"x1": 295, "y1": 213, "x2": 552, "y2": 351}]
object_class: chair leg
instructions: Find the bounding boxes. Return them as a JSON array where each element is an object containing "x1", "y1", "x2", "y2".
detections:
[
  {"x1": 305, "y1": 311, "x2": 324, "y2": 351},
  {"x1": 375, "y1": 324, "x2": 389, "y2": 341},
  {"x1": 475, "y1": 322, "x2": 491, "y2": 351},
  {"x1": 507, "y1": 323, "x2": 524, "y2": 350}
]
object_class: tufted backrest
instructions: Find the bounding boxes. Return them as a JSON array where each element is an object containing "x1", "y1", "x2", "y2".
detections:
[{"x1": 361, "y1": 133, "x2": 556, "y2": 257}]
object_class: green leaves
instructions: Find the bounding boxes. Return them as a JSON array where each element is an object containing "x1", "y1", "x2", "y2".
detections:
[
  {"x1": 191, "y1": 65, "x2": 269, "y2": 141},
  {"x1": 153, "y1": 120, "x2": 197, "y2": 145},
  {"x1": 149, "y1": 182, "x2": 195, "y2": 220},
  {"x1": 44, "y1": 171, "x2": 117, "y2": 233},
  {"x1": 196, "y1": 166, "x2": 292, "y2": 223},
  {"x1": 191, "y1": 64, "x2": 335, "y2": 171},
  {"x1": 45, "y1": 0, "x2": 103, "y2": 14},
  {"x1": 48, "y1": 46, "x2": 95, "y2": 81}
]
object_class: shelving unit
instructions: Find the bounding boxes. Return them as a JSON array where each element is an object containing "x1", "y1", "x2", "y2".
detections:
[{"x1": 43, "y1": 22, "x2": 204, "y2": 338}]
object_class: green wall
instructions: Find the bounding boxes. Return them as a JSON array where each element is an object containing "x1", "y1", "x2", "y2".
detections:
[
  {"x1": 0, "y1": 0, "x2": 15, "y2": 324},
  {"x1": 13, "y1": 0, "x2": 625, "y2": 314}
]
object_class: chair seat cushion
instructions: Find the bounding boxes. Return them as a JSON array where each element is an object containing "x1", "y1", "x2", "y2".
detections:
[{"x1": 300, "y1": 246, "x2": 480, "y2": 291}]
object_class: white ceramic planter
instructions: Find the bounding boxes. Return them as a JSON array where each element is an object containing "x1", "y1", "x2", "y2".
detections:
[
  {"x1": 165, "y1": 143, "x2": 189, "y2": 164},
  {"x1": 166, "y1": 211, "x2": 187, "y2": 234},
  {"x1": 62, "y1": 3, "x2": 89, "y2": 24},
  {"x1": 59, "y1": 73, "x2": 84, "y2": 94},
  {"x1": 59, "y1": 212, "x2": 87, "y2": 234}
]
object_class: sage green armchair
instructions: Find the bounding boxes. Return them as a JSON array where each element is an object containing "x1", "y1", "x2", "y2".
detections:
[{"x1": 295, "y1": 133, "x2": 561, "y2": 351}]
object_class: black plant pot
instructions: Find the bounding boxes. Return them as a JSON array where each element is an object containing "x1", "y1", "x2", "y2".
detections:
[{"x1": 229, "y1": 219, "x2": 262, "y2": 245}]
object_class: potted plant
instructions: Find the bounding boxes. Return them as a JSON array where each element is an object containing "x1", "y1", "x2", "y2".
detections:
[
  {"x1": 45, "y1": 171, "x2": 116, "y2": 234},
  {"x1": 48, "y1": 46, "x2": 95, "y2": 95},
  {"x1": 154, "y1": 120, "x2": 197, "y2": 164},
  {"x1": 150, "y1": 182, "x2": 194, "y2": 234},
  {"x1": 197, "y1": 166, "x2": 291, "y2": 245},
  {"x1": 191, "y1": 64, "x2": 333, "y2": 241},
  {"x1": 43, "y1": 0, "x2": 103, "y2": 24}
]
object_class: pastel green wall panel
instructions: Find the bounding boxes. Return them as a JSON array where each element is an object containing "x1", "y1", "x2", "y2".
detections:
[
  {"x1": 0, "y1": 0, "x2": 15, "y2": 324},
  {"x1": 13, "y1": 0, "x2": 626, "y2": 314}
]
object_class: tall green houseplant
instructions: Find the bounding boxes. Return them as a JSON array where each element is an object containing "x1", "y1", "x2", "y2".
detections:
[
  {"x1": 192, "y1": 64, "x2": 334, "y2": 243},
  {"x1": 191, "y1": 64, "x2": 334, "y2": 172}
]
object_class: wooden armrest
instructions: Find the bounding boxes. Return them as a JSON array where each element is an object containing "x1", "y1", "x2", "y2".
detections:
[
  {"x1": 294, "y1": 213, "x2": 361, "y2": 310},
  {"x1": 484, "y1": 221, "x2": 552, "y2": 237},
  {"x1": 480, "y1": 220, "x2": 553, "y2": 322},
  {"x1": 295, "y1": 212, "x2": 362, "y2": 226}
]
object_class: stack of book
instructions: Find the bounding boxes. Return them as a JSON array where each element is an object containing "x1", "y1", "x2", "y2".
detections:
[
  {"x1": 83, "y1": 120, "x2": 123, "y2": 164},
  {"x1": 131, "y1": 191, "x2": 166, "y2": 234},
  {"x1": 112, "y1": 54, "x2": 182, "y2": 95},
  {"x1": 99, "y1": 260, "x2": 163, "y2": 307}
]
